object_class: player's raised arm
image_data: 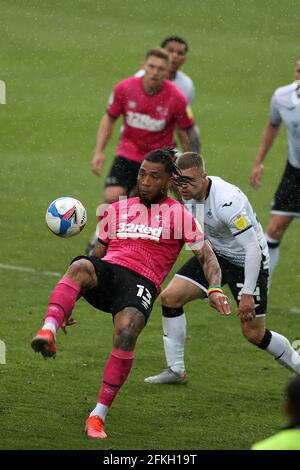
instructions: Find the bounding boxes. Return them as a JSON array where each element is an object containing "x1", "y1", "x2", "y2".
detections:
[{"x1": 192, "y1": 240, "x2": 231, "y2": 316}]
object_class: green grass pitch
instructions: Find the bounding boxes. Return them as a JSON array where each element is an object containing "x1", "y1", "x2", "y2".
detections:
[{"x1": 0, "y1": 0, "x2": 299, "y2": 450}]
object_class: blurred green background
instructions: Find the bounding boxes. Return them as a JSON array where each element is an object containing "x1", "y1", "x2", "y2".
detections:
[{"x1": 0, "y1": 0, "x2": 299, "y2": 450}]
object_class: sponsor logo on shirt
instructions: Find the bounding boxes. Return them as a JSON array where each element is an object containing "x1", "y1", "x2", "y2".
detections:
[
  {"x1": 126, "y1": 111, "x2": 166, "y2": 131},
  {"x1": 222, "y1": 202, "x2": 232, "y2": 208},
  {"x1": 117, "y1": 222, "x2": 163, "y2": 241}
]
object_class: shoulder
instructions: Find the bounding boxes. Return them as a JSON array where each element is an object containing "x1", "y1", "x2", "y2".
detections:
[
  {"x1": 162, "y1": 197, "x2": 187, "y2": 214},
  {"x1": 116, "y1": 76, "x2": 140, "y2": 91},
  {"x1": 163, "y1": 197, "x2": 183, "y2": 208},
  {"x1": 135, "y1": 69, "x2": 145, "y2": 78},
  {"x1": 209, "y1": 177, "x2": 246, "y2": 215},
  {"x1": 273, "y1": 83, "x2": 295, "y2": 103},
  {"x1": 176, "y1": 70, "x2": 194, "y2": 88},
  {"x1": 165, "y1": 79, "x2": 187, "y2": 99},
  {"x1": 210, "y1": 176, "x2": 242, "y2": 204},
  {"x1": 109, "y1": 197, "x2": 141, "y2": 215}
]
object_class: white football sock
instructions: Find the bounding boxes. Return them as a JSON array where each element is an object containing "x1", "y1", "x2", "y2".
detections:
[
  {"x1": 265, "y1": 234, "x2": 280, "y2": 282},
  {"x1": 163, "y1": 314, "x2": 186, "y2": 375},
  {"x1": 89, "y1": 402, "x2": 109, "y2": 422},
  {"x1": 42, "y1": 321, "x2": 57, "y2": 336},
  {"x1": 267, "y1": 331, "x2": 300, "y2": 373}
]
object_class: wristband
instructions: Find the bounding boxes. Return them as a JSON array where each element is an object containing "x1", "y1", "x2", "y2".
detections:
[{"x1": 207, "y1": 285, "x2": 223, "y2": 296}]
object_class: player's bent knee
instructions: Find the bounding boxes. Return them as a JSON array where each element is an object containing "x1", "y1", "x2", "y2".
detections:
[
  {"x1": 68, "y1": 259, "x2": 96, "y2": 285},
  {"x1": 160, "y1": 290, "x2": 184, "y2": 309}
]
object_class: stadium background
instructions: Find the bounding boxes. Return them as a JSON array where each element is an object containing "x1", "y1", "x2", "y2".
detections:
[{"x1": 0, "y1": 0, "x2": 299, "y2": 450}]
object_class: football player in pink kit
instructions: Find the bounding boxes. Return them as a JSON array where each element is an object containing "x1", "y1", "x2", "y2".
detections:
[
  {"x1": 31, "y1": 149, "x2": 230, "y2": 439},
  {"x1": 87, "y1": 47, "x2": 199, "y2": 253}
]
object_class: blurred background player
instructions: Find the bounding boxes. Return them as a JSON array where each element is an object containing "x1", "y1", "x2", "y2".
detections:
[
  {"x1": 250, "y1": 57, "x2": 300, "y2": 283},
  {"x1": 145, "y1": 152, "x2": 300, "y2": 385},
  {"x1": 136, "y1": 36, "x2": 195, "y2": 104},
  {"x1": 31, "y1": 149, "x2": 230, "y2": 439},
  {"x1": 136, "y1": 36, "x2": 200, "y2": 155},
  {"x1": 87, "y1": 47, "x2": 199, "y2": 253},
  {"x1": 252, "y1": 375, "x2": 300, "y2": 450}
]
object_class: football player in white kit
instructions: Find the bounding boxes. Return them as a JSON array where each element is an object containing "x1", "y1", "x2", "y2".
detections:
[
  {"x1": 250, "y1": 57, "x2": 300, "y2": 282},
  {"x1": 145, "y1": 152, "x2": 300, "y2": 384}
]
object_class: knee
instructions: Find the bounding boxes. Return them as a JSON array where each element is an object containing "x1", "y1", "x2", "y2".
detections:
[
  {"x1": 114, "y1": 327, "x2": 137, "y2": 350},
  {"x1": 160, "y1": 289, "x2": 183, "y2": 309},
  {"x1": 241, "y1": 324, "x2": 264, "y2": 345},
  {"x1": 67, "y1": 259, "x2": 96, "y2": 288}
]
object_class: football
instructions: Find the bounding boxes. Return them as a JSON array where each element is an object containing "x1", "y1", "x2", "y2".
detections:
[{"x1": 45, "y1": 197, "x2": 87, "y2": 237}]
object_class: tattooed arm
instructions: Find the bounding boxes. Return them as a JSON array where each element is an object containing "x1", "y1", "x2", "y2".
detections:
[{"x1": 192, "y1": 240, "x2": 231, "y2": 315}]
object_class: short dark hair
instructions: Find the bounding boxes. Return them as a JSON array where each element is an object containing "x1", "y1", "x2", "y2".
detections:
[
  {"x1": 286, "y1": 375, "x2": 300, "y2": 424},
  {"x1": 145, "y1": 47, "x2": 170, "y2": 63},
  {"x1": 161, "y1": 36, "x2": 189, "y2": 54},
  {"x1": 176, "y1": 152, "x2": 205, "y2": 173}
]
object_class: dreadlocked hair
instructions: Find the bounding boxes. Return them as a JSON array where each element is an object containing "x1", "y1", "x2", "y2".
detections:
[{"x1": 144, "y1": 148, "x2": 194, "y2": 186}]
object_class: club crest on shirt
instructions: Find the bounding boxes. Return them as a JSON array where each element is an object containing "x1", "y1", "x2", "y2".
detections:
[
  {"x1": 128, "y1": 100, "x2": 137, "y2": 109},
  {"x1": 232, "y1": 214, "x2": 249, "y2": 230},
  {"x1": 156, "y1": 106, "x2": 168, "y2": 116}
]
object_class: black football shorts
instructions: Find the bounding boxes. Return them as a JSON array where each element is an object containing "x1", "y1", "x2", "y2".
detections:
[
  {"x1": 105, "y1": 156, "x2": 141, "y2": 193},
  {"x1": 175, "y1": 255, "x2": 269, "y2": 316},
  {"x1": 70, "y1": 256, "x2": 157, "y2": 322},
  {"x1": 271, "y1": 161, "x2": 300, "y2": 217}
]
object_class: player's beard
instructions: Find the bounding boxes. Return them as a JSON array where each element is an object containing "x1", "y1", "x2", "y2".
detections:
[{"x1": 138, "y1": 188, "x2": 166, "y2": 207}]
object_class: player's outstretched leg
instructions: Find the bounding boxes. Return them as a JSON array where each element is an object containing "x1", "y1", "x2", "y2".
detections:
[
  {"x1": 31, "y1": 259, "x2": 96, "y2": 358},
  {"x1": 31, "y1": 276, "x2": 80, "y2": 358}
]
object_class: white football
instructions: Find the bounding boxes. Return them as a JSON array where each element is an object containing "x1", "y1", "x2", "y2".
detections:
[{"x1": 45, "y1": 197, "x2": 87, "y2": 238}]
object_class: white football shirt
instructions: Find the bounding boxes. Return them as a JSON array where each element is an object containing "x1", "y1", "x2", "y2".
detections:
[
  {"x1": 270, "y1": 82, "x2": 300, "y2": 169},
  {"x1": 184, "y1": 176, "x2": 269, "y2": 270}
]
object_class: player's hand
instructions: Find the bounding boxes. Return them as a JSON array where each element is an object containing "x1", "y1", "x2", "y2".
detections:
[
  {"x1": 208, "y1": 293, "x2": 231, "y2": 316},
  {"x1": 61, "y1": 316, "x2": 77, "y2": 335},
  {"x1": 250, "y1": 163, "x2": 264, "y2": 189},
  {"x1": 238, "y1": 294, "x2": 256, "y2": 323},
  {"x1": 91, "y1": 152, "x2": 106, "y2": 176}
]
